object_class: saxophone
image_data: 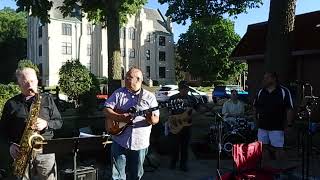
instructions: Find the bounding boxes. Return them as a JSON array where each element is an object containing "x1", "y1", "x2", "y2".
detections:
[{"x1": 13, "y1": 91, "x2": 45, "y2": 177}]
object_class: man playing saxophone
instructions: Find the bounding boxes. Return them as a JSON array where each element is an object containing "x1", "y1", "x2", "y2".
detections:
[{"x1": 0, "y1": 67, "x2": 62, "y2": 180}]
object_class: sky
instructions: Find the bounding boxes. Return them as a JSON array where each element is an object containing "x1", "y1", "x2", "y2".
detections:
[{"x1": 1, "y1": 0, "x2": 320, "y2": 42}]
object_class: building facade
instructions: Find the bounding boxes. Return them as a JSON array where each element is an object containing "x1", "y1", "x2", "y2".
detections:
[
  {"x1": 230, "y1": 11, "x2": 320, "y2": 104},
  {"x1": 27, "y1": 1, "x2": 175, "y2": 87}
]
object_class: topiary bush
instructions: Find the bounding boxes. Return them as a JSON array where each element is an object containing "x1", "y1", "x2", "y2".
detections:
[{"x1": 58, "y1": 59, "x2": 92, "y2": 107}]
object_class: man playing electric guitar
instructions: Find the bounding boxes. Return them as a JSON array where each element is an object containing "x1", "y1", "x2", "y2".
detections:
[
  {"x1": 168, "y1": 81, "x2": 200, "y2": 172},
  {"x1": 104, "y1": 67, "x2": 159, "y2": 180}
]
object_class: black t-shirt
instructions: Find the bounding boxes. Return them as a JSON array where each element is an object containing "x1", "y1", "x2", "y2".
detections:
[
  {"x1": 254, "y1": 86, "x2": 293, "y2": 130},
  {"x1": 169, "y1": 94, "x2": 199, "y2": 115},
  {"x1": 0, "y1": 93, "x2": 63, "y2": 144}
]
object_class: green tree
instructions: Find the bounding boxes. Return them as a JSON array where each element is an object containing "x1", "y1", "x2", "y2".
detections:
[
  {"x1": 177, "y1": 19, "x2": 240, "y2": 83},
  {"x1": 158, "y1": 0, "x2": 262, "y2": 24},
  {"x1": 0, "y1": 7, "x2": 27, "y2": 83},
  {"x1": 265, "y1": 0, "x2": 297, "y2": 83},
  {"x1": 15, "y1": 0, "x2": 147, "y2": 90},
  {"x1": 174, "y1": 51, "x2": 185, "y2": 82},
  {"x1": 58, "y1": 59, "x2": 92, "y2": 107},
  {"x1": 0, "y1": 7, "x2": 27, "y2": 42}
]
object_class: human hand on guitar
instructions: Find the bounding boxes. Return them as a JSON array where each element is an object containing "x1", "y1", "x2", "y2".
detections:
[
  {"x1": 119, "y1": 113, "x2": 133, "y2": 123},
  {"x1": 145, "y1": 112, "x2": 159, "y2": 125}
]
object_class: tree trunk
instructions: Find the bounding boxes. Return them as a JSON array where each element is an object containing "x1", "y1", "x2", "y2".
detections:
[
  {"x1": 106, "y1": 0, "x2": 122, "y2": 95},
  {"x1": 265, "y1": 0, "x2": 297, "y2": 83}
]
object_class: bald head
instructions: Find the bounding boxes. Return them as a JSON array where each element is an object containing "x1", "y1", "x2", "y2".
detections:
[
  {"x1": 125, "y1": 67, "x2": 143, "y2": 92},
  {"x1": 16, "y1": 67, "x2": 39, "y2": 96}
]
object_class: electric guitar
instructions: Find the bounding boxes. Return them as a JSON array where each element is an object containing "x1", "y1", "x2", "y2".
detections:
[
  {"x1": 106, "y1": 101, "x2": 183, "y2": 136},
  {"x1": 167, "y1": 98, "x2": 211, "y2": 134},
  {"x1": 167, "y1": 107, "x2": 194, "y2": 134}
]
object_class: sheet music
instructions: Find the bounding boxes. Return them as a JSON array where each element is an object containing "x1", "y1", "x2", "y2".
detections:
[{"x1": 79, "y1": 132, "x2": 96, "y2": 137}]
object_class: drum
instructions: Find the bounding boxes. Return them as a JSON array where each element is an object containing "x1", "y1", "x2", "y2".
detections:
[
  {"x1": 209, "y1": 121, "x2": 232, "y2": 144},
  {"x1": 235, "y1": 117, "x2": 248, "y2": 129},
  {"x1": 247, "y1": 121, "x2": 256, "y2": 130},
  {"x1": 209, "y1": 121, "x2": 232, "y2": 133},
  {"x1": 222, "y1": 132, "x2": 246, "y2": 153}
]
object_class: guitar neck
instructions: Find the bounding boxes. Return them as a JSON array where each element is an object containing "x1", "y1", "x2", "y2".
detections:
[{"x1": 134, "y1": 106, "x2": 159, "y2": 116}]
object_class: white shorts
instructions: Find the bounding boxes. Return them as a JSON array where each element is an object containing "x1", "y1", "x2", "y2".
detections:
[{"x1": 257, "y1": 128, "x2": 284, "y2": 148}]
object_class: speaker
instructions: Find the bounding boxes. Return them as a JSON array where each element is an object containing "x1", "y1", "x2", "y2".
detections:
[{"x1": 60, "y1": 166, "x2": 98, "y2": 180}]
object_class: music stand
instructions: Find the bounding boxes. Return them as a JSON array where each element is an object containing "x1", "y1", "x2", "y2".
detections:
[{"x1": 40, "y1": 135, "x2": 112, "y2": 180}]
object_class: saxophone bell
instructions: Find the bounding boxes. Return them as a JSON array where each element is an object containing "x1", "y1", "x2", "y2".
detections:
[{"x1": 28, "y1": 133, "x2": 45, "y2": 151}]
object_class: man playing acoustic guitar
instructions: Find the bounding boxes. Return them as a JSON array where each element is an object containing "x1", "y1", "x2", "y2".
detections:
[
  {"x1": 104, "y1": 67, "x2": 159, "y2": 180},
  {"x1": 167, "y1": 81, "x2": 200, "y2": 172}
]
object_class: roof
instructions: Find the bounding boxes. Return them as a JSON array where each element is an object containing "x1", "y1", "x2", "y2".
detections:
[
  {"x1": 50, "y1": 0, "x2": 81, "y2": 22},
  {"x1": 231, "y1": 11, "x2": 320, "y2": 60},
  {"x1": 143, "y1": 8, "x2": 172, "y2": 35}
]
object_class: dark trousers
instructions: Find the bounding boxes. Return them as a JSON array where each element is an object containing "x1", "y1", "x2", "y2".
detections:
[{"x1": 169, "y1": 126, "x2": 191, "y2": 168}]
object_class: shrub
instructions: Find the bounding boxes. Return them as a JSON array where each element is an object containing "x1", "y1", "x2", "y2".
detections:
[
  {"x1": 58, "y1": 59, "x2": 92, "y2": 107},
  {"x1": 0, "y1": 83, "x2": 20, "y2": 117}
]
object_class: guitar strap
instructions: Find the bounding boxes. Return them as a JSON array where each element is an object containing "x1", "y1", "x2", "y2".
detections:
[{"x1": 136, "y1": 88, "x2": 144, "y2": 109}]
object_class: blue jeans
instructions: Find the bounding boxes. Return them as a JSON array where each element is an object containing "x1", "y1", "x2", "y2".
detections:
[{"x1": 111, "y1": 142, "x2": 148, "y2": 180}]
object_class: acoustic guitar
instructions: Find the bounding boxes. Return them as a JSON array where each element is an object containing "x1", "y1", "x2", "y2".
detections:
[
  {"x1": 106, "y1": 106, "x2": 157, "y2": 136},
  {"x1": 106, "y1": 101, "x2": 183, "y2": 136}
]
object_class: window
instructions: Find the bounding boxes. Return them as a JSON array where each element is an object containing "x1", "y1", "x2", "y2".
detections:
[
  {"x1": 62, "y1": 23, "x2": 72, "y2": 36},
  {"x1": 159, "y1": 36, "x2": 166, "y2": 46},
  {"x1": 159, "y1": 51, "x2": 166, "y2": 61},
  {"x1": 87, "y1": 24, "x2": 92, "y2": 35},
  {"x1": 38, "y1": 45, "x2": 42, "y2": 57},
  {"x1": 120, "y1": 27, "x2": 126, "y2": 39},
  {"x1": 146, "y1": 66, "x2": 150, "y2": 78},
  {"x1": 38, "y1": 26, "x2": 42, "y2": 38},
  {"x1": 129, "y1": 48, "x2": 135, "y2": 58},
  {"x1": 121, "y1": 48, "x2": 126, "y2": 57},
  {"x1": 87, "y1": 44, "x2": 92, "y2": 56},
  {"x1": 159, "y1": 67, "x2": 166, "y2": 78},
  {"x1": 146, "y1": 50, "x2": 150, "y2": 60},
  {"x1": 146, "y1": 33, "x2": 151, "y2": 42},
  {"x1": 62, "y1": 42, "x2": 72, "y2": 55},
  {"x1": 128, "y1": 27, "x2": 135, "y2": 40}
]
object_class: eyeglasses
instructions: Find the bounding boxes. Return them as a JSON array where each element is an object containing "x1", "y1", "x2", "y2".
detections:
[{"x1": 125, "y1": 76, "x2": 141, "y2": 81}]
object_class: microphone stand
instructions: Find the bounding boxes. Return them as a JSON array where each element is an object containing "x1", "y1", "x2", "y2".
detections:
[{"x1": 215, "y1": 111, "x2": 223, "y2": 180}]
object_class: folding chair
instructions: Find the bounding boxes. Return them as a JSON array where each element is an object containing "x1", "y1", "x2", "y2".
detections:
[{"x1": 220, "y1": 141, "x2": 296, "y2": 180}]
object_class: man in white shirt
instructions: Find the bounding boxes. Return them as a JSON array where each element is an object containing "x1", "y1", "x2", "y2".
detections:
[{"x1": 222, "y1": 90, "x2": 245, "y2": 125}]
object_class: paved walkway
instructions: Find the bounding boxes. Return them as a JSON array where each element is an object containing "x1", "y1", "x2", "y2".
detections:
[{"x1": 142, "y1": 154, "x2": 320, "y2": 180}]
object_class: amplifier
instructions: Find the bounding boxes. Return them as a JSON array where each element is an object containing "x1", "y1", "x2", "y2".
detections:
[{"x1": 60, "y1": 166, "x2": 98, "y2": 180}]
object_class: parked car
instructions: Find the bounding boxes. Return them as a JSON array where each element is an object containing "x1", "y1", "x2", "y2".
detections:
[
  {"x1": 155, "y1": 85, "x2": 179, "y2": 102},
  {"x1": 212, "y1": 85, "x2": 248, "y2": 102},
  {"x1": 188, "y1": 87, "x2": 209, "y2": 103},
  {"x1": 155, "y1": 85, "x2": 209, "y2": 103}
]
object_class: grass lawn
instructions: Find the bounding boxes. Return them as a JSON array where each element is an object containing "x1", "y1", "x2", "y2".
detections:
[{"x1": 195, "y1": 86, "x2": 213, "y2": 93}]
